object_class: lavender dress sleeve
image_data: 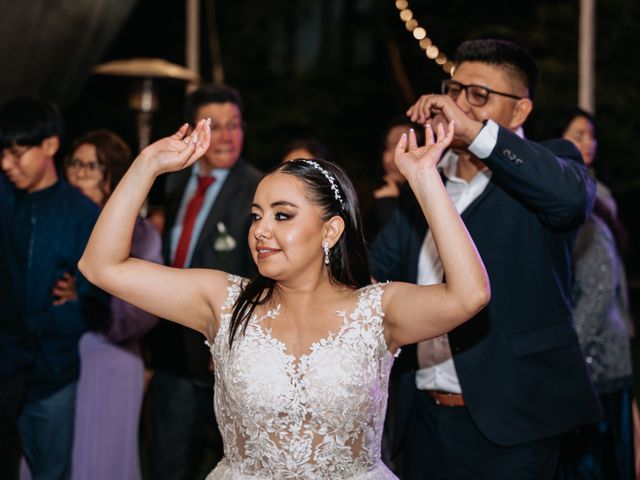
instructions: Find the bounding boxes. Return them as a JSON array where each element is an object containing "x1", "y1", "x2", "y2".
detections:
[{"x1": 105, "y1": 217, "x2": 162, "y2": 344}]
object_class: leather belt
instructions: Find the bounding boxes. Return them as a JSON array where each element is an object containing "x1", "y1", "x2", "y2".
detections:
[{"x1": 426, "y1": 390, "x2": 465, "y2": 407}]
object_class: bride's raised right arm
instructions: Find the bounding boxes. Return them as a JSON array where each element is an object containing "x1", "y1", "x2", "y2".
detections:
[{"x1": 79, "y1": 119, "x2": 228, "y2": 340}]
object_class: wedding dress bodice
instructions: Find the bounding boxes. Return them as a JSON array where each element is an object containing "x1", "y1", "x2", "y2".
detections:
[{"x1": 206, "y1": 274, "x2": 397, "y2": 479}]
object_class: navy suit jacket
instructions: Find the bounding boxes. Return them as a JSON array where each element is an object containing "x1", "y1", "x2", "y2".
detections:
[
  {"x1": 370, "y1": 126, "x2": 601, "y2": 449},
  {"x1": 0, "y1": 174, "x2": 33, "y2": 381},
  {"x1": 149, "y1": 159, "x2": 262, "y2": 383}
]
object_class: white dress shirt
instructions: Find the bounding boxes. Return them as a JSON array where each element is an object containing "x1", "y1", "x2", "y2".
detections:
[
  {"x1": 415, "y1": 120, "x2": 500, "y2": 393},
  {"x1": 169, "y1": 162, "x2": 230, "y2": 267}
]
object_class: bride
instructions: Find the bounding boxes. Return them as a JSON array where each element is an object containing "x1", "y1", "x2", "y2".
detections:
[{"x1": 79, "y1": 118, "x2": 489, "y2": 479}]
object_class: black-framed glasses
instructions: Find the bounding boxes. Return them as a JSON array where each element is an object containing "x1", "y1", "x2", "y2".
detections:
[
  {"x1": 441, "y1": 79, "x2": 523, "y2": 107},
  {"x1": 66, "y1": 158, "x2": 105, "y2": 173},
  {"x1": 209, "y1": 121, "x2": 244, "y2": 135},
  {"x1": 1, "y1": 145, "x2": 34, "y2": 162}
]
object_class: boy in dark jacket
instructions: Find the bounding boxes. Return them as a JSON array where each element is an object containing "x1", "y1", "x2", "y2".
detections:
[{"x1": 0, "y1": 96, "x2": 109, "y2": 480}]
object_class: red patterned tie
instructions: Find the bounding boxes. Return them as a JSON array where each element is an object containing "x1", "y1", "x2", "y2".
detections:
[{"x1": 172, "y1": 175, "x2": 215, "y2": 268}]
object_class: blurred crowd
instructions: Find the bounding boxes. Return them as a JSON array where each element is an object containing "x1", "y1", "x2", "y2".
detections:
[{"x1": 1, "y1": 37, "x2": 637, "y2": 480}]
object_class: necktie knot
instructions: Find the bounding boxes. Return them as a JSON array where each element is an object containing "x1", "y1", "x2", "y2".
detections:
[{"x1": 197, "y1": 175, "x2": 215, "y2": 192}]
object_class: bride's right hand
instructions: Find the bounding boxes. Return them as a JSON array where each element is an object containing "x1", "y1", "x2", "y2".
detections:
[{"x1": 139, "y1": 118, "x2": 211, "y2": 176}]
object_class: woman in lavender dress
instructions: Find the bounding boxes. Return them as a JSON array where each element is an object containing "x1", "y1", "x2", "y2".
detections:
[{"x1": 58, "y1": 130, "x2": 162, "y2": 479}]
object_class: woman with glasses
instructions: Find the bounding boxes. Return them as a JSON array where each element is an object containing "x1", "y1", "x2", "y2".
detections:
[{"x1": 59, "y1": 130, "x2": 162, "y2": 480}]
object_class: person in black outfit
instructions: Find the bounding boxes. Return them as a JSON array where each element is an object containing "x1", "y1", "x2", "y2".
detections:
[{"x1": 0, "y1": 172, "x2": 32, "y2": 480}]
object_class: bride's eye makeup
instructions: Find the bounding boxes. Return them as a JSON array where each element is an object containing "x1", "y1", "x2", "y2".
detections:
[{"x1": 275, "y1": 212, "x2": 293, "y2": 221}]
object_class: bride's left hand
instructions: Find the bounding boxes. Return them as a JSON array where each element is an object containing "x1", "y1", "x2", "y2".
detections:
[{"x1": 393, "y1": 121, "x2": 454, "y2": 181}]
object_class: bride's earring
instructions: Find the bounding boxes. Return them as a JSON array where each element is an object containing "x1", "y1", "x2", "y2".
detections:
[{"x1": 323, "y1": 240, "x2": 330, "y2": 266}]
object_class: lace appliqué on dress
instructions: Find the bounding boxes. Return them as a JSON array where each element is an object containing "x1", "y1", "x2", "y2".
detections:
[{"x1": 206, "y1": 274, "x2": 397, "y2": 479}]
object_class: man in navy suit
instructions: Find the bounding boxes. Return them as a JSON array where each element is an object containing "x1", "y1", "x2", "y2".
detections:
[
  {"x1": 371, "y1": 39, "x2": 600, "y2": 479},
  {"x1": 148, "y1": 84, "x2": 261, "y2": 480}
]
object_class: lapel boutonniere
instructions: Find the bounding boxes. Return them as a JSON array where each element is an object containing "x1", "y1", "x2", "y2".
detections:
[{"x1": 214, "y1": 222, "x2": 236, "y2": 252}]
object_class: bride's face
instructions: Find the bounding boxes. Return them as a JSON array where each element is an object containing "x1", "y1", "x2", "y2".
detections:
[{"x1": 249, "y1": 173, "x2": 327, "y2": 282}]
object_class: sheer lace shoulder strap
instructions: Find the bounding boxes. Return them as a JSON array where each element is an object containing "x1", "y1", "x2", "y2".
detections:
[
  {"x1": 208, "y1": 274, "x2": 246, "y2": 349},
  {"x1": 358, "y1": 281, "x2": 401, "y2": 358},
  {"x1": 222, "y1": 274, "x2": 247, "y2": 312},
  {"x1": 356, "y1": 281, "x2": 387, "y2": 326}
]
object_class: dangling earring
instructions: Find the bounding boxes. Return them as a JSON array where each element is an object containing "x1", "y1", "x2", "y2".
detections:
[{"x1": 323, "y1": 240, "x2": 330, "y2": 266}]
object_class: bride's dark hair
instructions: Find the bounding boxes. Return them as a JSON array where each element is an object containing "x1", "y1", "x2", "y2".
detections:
[{"x1": 228, "y1": 158, "x2": 371, "y2": 347}]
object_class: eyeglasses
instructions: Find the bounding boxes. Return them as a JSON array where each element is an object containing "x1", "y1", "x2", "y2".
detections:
[
  {"x1": 209, "y1": 121, "x2": 244, "y2": 135},
  {"x1": 441, "y1": 79, "x2": 523, "y2": 107},
  {"x1": 1, "y1": 145, "x2": 34, "y2": 162},
  {"x1": 66, "y1": 158, "x2": 105, "y2": 173}
]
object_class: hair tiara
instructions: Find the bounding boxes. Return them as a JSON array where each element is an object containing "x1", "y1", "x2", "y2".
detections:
[{"x1": 299, "y1": 159, "x2": 345, "y2": 209}]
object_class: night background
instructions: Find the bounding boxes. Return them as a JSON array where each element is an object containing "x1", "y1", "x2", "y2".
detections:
[
  {"x1": 3, "y1": 0, "x2": 640, "y2": 336},
  {"x1": 2, "y1": 0, "x2": 640, "y2": 476}
]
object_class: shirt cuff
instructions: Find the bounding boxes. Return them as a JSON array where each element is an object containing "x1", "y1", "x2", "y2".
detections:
[{"x1": 468, "y1": 119, "x2": 499, "y2": 159}]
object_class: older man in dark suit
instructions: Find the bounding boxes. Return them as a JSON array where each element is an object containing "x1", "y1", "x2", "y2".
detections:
[
  {"x1": 148, "y1": 84, "x2": 261, "y2": 480},
  {"x1": 371, "y1": 39, "x2": 601, "y2": 479}
]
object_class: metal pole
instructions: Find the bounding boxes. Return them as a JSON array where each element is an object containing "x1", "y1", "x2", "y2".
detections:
[
  {"x1": 186, "y1": 0, "x2": 200, "y2": 91},
  {"x1": 579, "y1": 0, "x2": 595, "y2": 113},
  {"x1": 205, "y1": 0, "x2": 225, "y2": 85}
]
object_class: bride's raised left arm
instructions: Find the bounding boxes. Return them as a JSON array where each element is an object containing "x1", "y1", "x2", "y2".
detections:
[{"x1": 381, "y1": 122, "x2": 490, "y2": 352}]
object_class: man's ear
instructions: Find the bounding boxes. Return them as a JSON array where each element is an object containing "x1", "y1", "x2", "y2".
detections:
[
  {"x1": 41, "y1": 136, "x2": 60, "y2": 157},
  {"x1": 509, "y1": 98, "x2": 533, "y2": 130},
  {"x1": 324, "y1": 215, "x2": 346, "y2": 249}
]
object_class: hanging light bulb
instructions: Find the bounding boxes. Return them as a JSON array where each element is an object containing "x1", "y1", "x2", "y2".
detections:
[
  {"x1": 413, "y1": 27, "x2": 426, "y2": 40},
  {"x1": 405, "y1": 19, "x2": 418, "y2": 31},
  {"x1": 399, "y1": 9, "x2": 413, "y2": 21},
  {"x1": 426, "y1": 45, "x2": 439, "y2": 59},
  {"x1": 398, "y1": 2, "x2": 450, "y2": 72}
]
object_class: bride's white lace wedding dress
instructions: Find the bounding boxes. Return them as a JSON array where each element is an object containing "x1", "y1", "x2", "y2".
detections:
[{"x1": 205, "y1": 274, "x2": 398, "y2": 479}]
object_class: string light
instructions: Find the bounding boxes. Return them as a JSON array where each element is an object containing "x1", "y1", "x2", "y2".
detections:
[
  {"x1": 419, "y1": 38, "x2": 432, "y2": 49},
  {"x1": 399, "y1": 9, "x2": 413, "y2": 21},
  {"x1": 413, "y1": 27, "x2": 426, "y2": 40},
  {"x1": 405, "y1": 19, "x2": 418, "y2": 31},
  {"x1": 396, "y1": 1, "x2": 453, "y2": 75}
]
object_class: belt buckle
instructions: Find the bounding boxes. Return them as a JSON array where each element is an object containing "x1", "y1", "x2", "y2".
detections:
[
  {"x1": 442, "y1": 392, "x2": 454, "y2": 407},
  {"x1": 430, "y1": 390, "x2": 461, "y2": 407}
]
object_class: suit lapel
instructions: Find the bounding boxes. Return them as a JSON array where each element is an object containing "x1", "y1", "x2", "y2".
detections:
[
  {"x1": 192, "y1": 160, "x2": 249, "y2": 256},
  {"x1": 407, "y1": 174, "x2": 495, "y2": 281},
  {"x1": 460, "y1": 179, "x2": 496, "y2": 221}
]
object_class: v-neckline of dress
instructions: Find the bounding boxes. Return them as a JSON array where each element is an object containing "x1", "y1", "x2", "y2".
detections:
[{"x1": 248, "y1": 289, "x2": 367, "y2": 375}]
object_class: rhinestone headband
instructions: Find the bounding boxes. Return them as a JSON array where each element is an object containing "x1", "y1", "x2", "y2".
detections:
[{"x1": 300, "y1": 159, "x2": 345, "y2": 209}]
